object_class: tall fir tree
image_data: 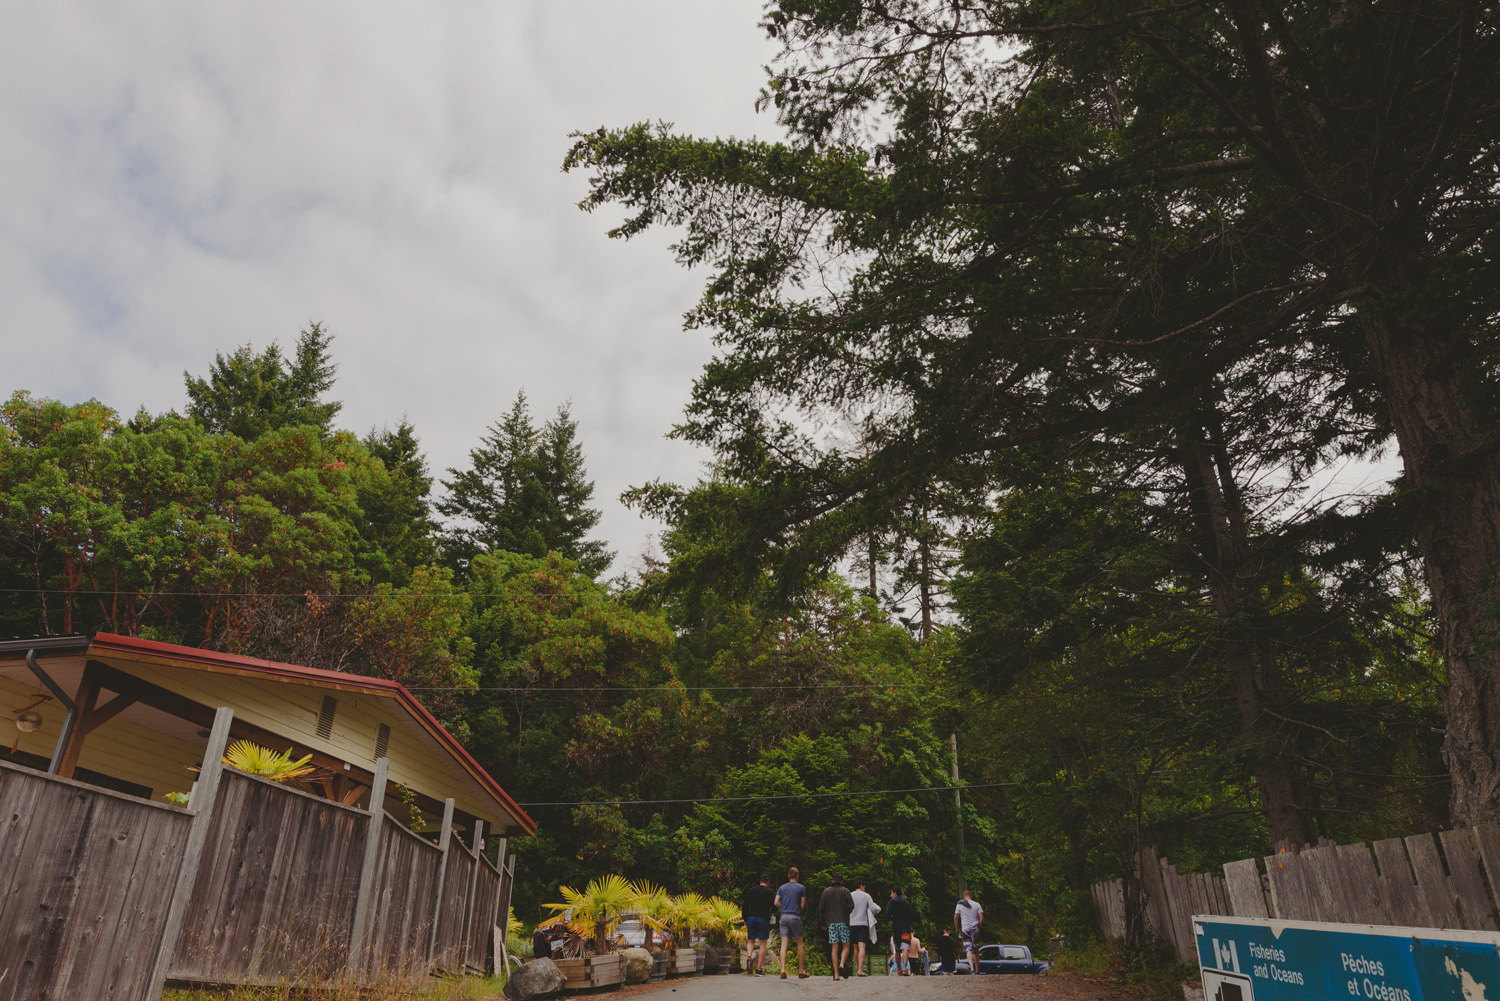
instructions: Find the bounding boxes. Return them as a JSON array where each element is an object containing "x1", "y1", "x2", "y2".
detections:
[
  {"x1": 361, "y1": 419, "x2": 438, "y2": 584},
  {"x1": 183, "y1": 323, "x2": 341, "y2": 439},
  {"x1": 439, "y1": 391, "x2": 613, "y2": 577}
]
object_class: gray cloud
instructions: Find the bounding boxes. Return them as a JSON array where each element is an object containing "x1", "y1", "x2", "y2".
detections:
[{"x1": 0, "y1": 1, "x2": 779, "y2": 573}]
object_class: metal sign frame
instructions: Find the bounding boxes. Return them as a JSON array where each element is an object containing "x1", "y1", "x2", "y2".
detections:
[{"x1": 1195, "y1": 914, "x2": 1500, "y2": 1001}]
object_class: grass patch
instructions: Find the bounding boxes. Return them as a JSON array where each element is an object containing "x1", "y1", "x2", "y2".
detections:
[
  {"x1": 1052, "y1": 936, "x2": 1195, "y2": 1001},
  {"x1": 163, "y1": 973, "x2": 507, "y2": 1001}
]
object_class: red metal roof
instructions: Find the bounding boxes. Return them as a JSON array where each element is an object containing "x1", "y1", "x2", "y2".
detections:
[{"x1": 86, "y1": 632, "x2": 537, "y2": 835}]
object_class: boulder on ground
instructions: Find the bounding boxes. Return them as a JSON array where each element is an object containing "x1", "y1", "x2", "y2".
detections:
[
  {"x1": 624, "y1": 947, "x2": 654, "y2": 984},
  {"x1": 505, "y1": 957, "x2": 567, "y2": 1001}
]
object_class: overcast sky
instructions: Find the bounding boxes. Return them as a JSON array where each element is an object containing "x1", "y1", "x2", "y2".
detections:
[{"x1": 1, "y1": 2, "x2": 780, "y2": 573}]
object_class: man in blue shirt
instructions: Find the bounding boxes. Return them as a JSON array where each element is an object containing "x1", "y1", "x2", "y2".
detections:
[{"x1": 774, "y1": 866, "x2": 809, "y2": 979}]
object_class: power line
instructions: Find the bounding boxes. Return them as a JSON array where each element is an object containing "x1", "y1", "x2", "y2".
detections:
[
  {"x1": 515, "y1": 781, "x2": 1014, "y2": 808},
  {"x1": 0, "y1": 586, "x2": 658, "y2": 599},
  {"x1": 408, "y1": 683, "x2": 920, "y2": 691}
]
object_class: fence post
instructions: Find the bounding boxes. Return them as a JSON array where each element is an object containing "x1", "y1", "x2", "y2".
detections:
[
  {"x1": 347, "y1": 756, "x2": 391, "y2": 979},
  {"x1": 149, "y1": 706, "x2": 233, "y2": 999},
  {"x1": 427, "y1": 797, "x2": 456, "y2": 967},
  {"x1": 460, "y1": 820, "x2": 486, "y2": 971},
  {"x1": 488, "y1": 836, "x2": 508, "y2": 971},
  {"x1": 502, "y1": 853, "x2": 516, "y2": 940}
]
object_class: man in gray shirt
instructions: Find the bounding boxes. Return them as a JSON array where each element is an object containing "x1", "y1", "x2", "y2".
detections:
[
  {"x1": 817, "y1": 873, "x2": 856, "y2": 980},
  {"x1": 774, "y1": 866, "x2": 809, "y2": 979}
]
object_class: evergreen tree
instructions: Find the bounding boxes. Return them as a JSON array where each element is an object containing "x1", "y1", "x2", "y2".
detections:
[
  {"x1": 439, "y1": 391, "x2": 613, "y2": 577},
  {"x1": 361, "y1": 419, "x2": 438, "y2": 584},
  {"x1": 183, "y1": 323, "x2": 341, "y2": 439},
  {"x1": 566, "y1": 0, "x2": 1500, "y2": 826}
]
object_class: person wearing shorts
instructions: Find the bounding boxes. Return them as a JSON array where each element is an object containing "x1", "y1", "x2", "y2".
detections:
[
  {"x1": 954, "y1": 888, "x2": 984, "y2": 972},
  {"x1": 817, "y1": 873, "x2": 855, "y2": 980},
  {"x1": 849, "y1": 879, "x2": 880, "y2": 975},
  {"x1": 741, "y1": 874, "x2": 775, "y2": 975},
  {"x1": 775, "y1": 867, "x2": 809, "y2": 979},
  {"x1": 886, "y1": 888, "x2": 916, "y2": 975}
]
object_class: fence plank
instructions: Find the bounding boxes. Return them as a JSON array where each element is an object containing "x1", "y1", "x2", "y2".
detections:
[
  {"x1": 1407, "y1": 833, "x2": 1460, "y2": 929},
  {"x1": 1223, "y1": 859, "x2": 1267, "y2": 918},
  {"x1": 346, "y1": 756, "x2": 390, "y2": 978},
  {"x1": 1370, "y1": 838, "x2": 1418, "y2": 926},
  {"x1": 427, "y1": 798, "x2": 456, "y2": 965},
  {"x1": 1332, "y1": 842, "x2": 1388, "y2": 926},
  {"x1": 433, "y1": 831, "x2": 477, "y2": 970},
  {"x1": 1439, "y1": 828, "x2": 1496, "y2": 930},
  {"x1": 1299, "y1": 844, "x2": 1348, "y2": 923},
  {"x1": 150, "y1": 706, "x2": 234, "y2": 996},
  {"x1": 1264, "y1": 852, "x2": 1311, "y2": 920}
]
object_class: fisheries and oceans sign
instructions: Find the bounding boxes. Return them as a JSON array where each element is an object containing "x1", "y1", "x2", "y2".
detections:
[{"x1": 1195, "y1": 915, "x2": 1500, "y2": 1001}]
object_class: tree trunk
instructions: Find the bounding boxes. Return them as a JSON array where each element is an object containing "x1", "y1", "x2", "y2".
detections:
[
  {"x1": 918, "y1": 536, "x2": 933, "y2": 641},
  {"x1": 1180, "y1": 422, "x2": 1314, "y2": 849},
  {"x1": 1361, "y1": 300, "x2": 1500, "y2": 826}
]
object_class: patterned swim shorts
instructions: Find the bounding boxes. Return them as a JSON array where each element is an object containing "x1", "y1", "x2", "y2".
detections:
[
  {"x1": 828, "y1": 922, "x2": 850, "y2": 944},
  {"x1": 960, "y1": 927, "x2": 980, "y2": 951}
]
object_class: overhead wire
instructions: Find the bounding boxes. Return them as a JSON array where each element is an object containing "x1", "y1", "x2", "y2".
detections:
[{"x1": 514, "y1": 781, "x2": 1014, "y2": 808}]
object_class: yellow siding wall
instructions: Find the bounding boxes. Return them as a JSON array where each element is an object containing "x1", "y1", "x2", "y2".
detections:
[
  {"x1": 0, "y1": 673, "x2": 205, "y2": 800},
  {"x1": 93, "y1": 657, "x2": 514, "y2": 830}
]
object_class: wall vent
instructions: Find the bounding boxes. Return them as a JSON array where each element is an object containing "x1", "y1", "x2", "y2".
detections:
[
  {"x1": 374, "y1": 723, "x2": 391, "y2": 760},
  {"x1": 316, "y1": 695, "x2": 338, "y2": 739}
]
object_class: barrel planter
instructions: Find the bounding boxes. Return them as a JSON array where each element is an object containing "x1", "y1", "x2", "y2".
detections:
[
  {"x1": 555, "y1": 954, "x2": 626, "y2": 992},
  {"x1": 675, "y1": 948, "x2": 704, "y2": 976},
  {"x1": 649, "y1": 950, "x2": 670, "y2": 983}
]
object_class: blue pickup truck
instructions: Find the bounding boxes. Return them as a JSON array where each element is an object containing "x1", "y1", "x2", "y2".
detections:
[{"x1": 955, "y1": 944, "x2": 1051, "y2": 974}]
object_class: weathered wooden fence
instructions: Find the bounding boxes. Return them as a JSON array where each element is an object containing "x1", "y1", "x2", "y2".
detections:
[
  {"x1": 1093, "y1": 825, "x2": 1500, "y2": 964},
  {"x1": 0, "y1": 760, "x2": 194, "y2": 1001},
  {"x1": 1089, "y1": 847, "x2": 1233, "y2": 962},
  {"x1": 0, "y1": 708, "x2": 516, "y2": 1001}
]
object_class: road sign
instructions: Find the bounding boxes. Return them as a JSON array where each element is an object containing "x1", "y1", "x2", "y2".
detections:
[{"x1": 1195, "y1": 915, "x2": 1500, "y2": 1001}]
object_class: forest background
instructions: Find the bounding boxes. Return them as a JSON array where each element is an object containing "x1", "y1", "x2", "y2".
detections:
[{"x1": 4, "y1": 0, "x2": 1497, "y2": 959}]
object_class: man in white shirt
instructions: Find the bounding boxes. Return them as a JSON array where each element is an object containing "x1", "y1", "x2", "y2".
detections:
[
  {"x1": 953, "y1": 888, "x2": 984, "y2": 972},
  {"x1": 848, "y1": 878, "x2": 881, "y2": 976}
]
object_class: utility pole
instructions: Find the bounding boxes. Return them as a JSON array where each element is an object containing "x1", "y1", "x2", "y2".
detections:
[{"x1": 951, "y1": 732, "x2": 967, "y2": 894}]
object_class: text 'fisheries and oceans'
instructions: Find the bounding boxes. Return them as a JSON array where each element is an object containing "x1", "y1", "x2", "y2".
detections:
[{"x1": 1251, "y1": 962, "x2": 1305, "y2": 985}]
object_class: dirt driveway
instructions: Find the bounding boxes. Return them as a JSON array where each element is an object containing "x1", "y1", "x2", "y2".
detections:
[{"x1": 613, "y1": 971, "x2": 1141, "y2": 1001}]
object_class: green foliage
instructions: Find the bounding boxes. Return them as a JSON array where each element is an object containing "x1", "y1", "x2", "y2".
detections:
[
  {"x1": 361, "y1": 420, "x2": 439, "y2": 584},
  {"x1": 183, "y1": 323, "x2": 341, "y2": 440},
  {"x1": 222, "y1": 740, "x2": 316, "y2": 782},
  {"x1": 352, "y1": 565, "x2": 476, "y2": 689},
  {"x1": 1053, "y1": 937, "x2": 1196, "y2": 1001},
  {"x1": 439, "y1": 391, "x2": 612, "y2": 577},
  {"x1": 563, "y1": 0, "x2": 1498, "y2": 835}
]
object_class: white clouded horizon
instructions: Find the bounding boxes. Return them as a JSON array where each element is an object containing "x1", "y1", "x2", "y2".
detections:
[{"x1": 1, "y1": 2, "x2": 780, "y2": 573}]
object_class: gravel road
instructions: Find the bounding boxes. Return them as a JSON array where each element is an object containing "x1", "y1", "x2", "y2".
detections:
[{"x1": 612, "y1": 971, "x2": 1141, "y2": 1001}]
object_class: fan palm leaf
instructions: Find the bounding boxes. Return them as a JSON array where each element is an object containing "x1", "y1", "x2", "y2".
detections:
[
  {"x1": 221, "y1": 740, "x2": 316, "y2": 782},
  {"x1": 540, "y1": 874, "x2": 637, "y2": 948},
  {"x1": 707, "y1": 896, "x2": 746, "y2": 946}
]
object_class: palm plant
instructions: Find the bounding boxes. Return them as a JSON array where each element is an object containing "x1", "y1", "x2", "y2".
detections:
[
  {"x1": 704, "y1": 897, "x2": 745, "y2": 949},
  {"x1": 662, "y1": 892, "x2": 711, "y2": 950},
  {"x1": 539, "y1": 874, "x2": 637, "y2": 953},
  {"x1": 629, "y1": 881, "x2": 673, "y2": 951},
  {"x1": 221, "y1": 740, "x2": 316, "y2": 782}
]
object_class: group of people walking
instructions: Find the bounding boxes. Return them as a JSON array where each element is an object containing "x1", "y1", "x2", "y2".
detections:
[{"x1": 740, "y1": 869, "x2": 984, "y2": 980}]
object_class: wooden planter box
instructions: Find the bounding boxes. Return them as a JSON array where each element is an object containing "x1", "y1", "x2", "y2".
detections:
[
  {"x1": 555, "y1": 954, "x2": 626, "y2": 991},
  {"x1": 649, "y1": 951, "x2": 670, "y2": 983},
  {"x1": 674, "y1": 948, "x2": 704, "y2": 975}
]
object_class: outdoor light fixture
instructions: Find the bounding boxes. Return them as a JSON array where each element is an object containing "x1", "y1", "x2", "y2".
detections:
[{"x1": 15, "y1": 710, "x2": 42, "y2": 733}]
